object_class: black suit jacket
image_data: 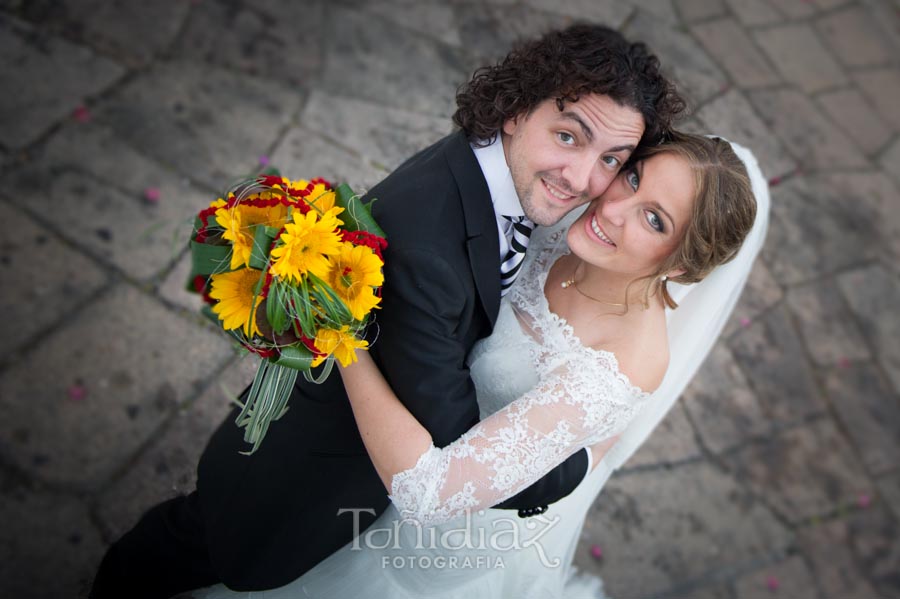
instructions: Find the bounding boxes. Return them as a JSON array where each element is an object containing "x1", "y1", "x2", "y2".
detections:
[{"x1": 196, "y1": 131, "x2": 588, "y2": 590}]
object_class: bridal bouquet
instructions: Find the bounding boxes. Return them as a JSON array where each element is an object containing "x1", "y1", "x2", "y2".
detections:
[{"x1": 188, "y1": 175, "x2": 387, "y2": 454}]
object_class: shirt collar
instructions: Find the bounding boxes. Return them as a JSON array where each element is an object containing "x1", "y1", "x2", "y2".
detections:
[{"x1": 471, "y1": 135, "x2": 525, "y2": 218}]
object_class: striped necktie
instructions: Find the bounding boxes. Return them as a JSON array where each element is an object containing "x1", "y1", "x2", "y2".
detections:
[{"x1": 499, "y1": 215, "x2": 536, "y2": 296}]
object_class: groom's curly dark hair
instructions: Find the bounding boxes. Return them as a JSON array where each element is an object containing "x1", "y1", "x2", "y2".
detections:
[{"x1": 453, "y1": 24, "x2": 685, "y2": 148}]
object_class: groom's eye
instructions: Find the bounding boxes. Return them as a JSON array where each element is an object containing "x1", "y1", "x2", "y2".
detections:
[{"x1": 557, "y1": 131, "x2": 575, "y2": 145}]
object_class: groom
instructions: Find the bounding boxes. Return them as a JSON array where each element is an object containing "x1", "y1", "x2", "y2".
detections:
[{"x1": 92, "y1": 23, "x2": 683, "y2": 597}]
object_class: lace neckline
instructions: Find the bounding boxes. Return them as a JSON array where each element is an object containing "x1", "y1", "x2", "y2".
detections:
[{"x1": 511, "y1": 229, "x2": 651, "y2": 399}]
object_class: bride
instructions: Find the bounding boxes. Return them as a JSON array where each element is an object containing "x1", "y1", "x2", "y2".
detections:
[{"x1": 193, "y1": 132, "x2": 768, "y2": 598}]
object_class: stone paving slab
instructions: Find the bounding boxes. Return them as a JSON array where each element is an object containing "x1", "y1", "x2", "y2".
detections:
[
  {"x1": 721, "y1": 260, "x2": 783, "y2": 339},
  {"x1": 523, "y1": 0, "x2": 635, "y2": 28},
  {"x1": 621, "y1": 401, "x2": 702, "y2": 468},
  {"x1": 95, "y1": 355, "x2": 258, "y2": 541},
  {"x1": 94, "y1": 60, "x2": 303, "y2": 191},
  {"x1": 837, "y1": 264, "x2": 900, "y2": 394},
  {"x1": 692, "y1": 18, "x2": 781, "y2": 89},
  {"x1": 727, "y1": 305, "x2": 825, "y2": 424},
  {"x1": 0, "y1": 482, "x2": 105, "y2": 599},
  {"x1": 0, "y1": 14, "x2": 124, "y2": 149},
  {"x1": 299, "y1": 91, "x2": 452, "y2": 174},
  {"x1": 754, "y1": 23, "x2": 848, "y2": 94},
  {"x1": 453, "y1": 2, "x2": 574, "y2": 63},
  {"x1": 785, "y1": 279, "x2": 871, "y2": 368},
  {"x1": 816, "y1": 5, "x2": 898, "y2": 68},
  {"x1": 40, "y1": 0, "x2": 189, "y2": 68},
  {"x1": 797, "y1": 516, "x2": 883, "y2": 599},
  {"x1": 880, "y1": 137, "x2": 900, "y2": 189},
  {"x1": 732, "y1": 555, "x2": 818, "y2": 599},
  {"x1": 725, "y1": 419, "x2": 871, "y2": 524},
  {"x1": 269, "y1": 125, "x2": 390, "y2": 192},
  {"x1": 817, "y1": 88, "x2": 894, "y2": 156},
  {"x1": 854, "y1": 68, "x2": 900, "y2": 131},
  {"x1": 680, "y1": 344, "x2": 769, "y2": 454},
  {"x1": 0, "y1": 201, "x2": 108, "y2": 361},
  {"x1": 675, "y1": 0, "x2": 727, "y2": 23},
  {"x1": 318, "y1": 6, "x2": 469, "y2": 119},
  {"x1": 823, "y1": 362, "x2": 900, "y2": 476},
  {"x1": 0, "y1": 284, "x2": 234, "y2": 490},
  {"x1": 761, "y1": 178, "x2": 879, "y2": 286},
  {"x1": 575, "y1": 462, "x2": 792, "y2": 598},
  {"x1": 174, "y1": 0, "x2": 326, "y2": 85},
  {"x1": 748, "y1": 88, "x2": 868, "y2": 171}
]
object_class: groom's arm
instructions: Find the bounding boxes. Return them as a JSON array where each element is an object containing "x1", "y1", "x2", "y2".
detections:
[{"x1": 372, "y1": 247, "x2": 587, "y2": 505}]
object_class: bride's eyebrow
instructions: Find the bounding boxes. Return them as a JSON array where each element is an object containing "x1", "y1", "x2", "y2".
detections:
[{"x1": 649, "y1": 200, "x2": 675, "y2": 230}]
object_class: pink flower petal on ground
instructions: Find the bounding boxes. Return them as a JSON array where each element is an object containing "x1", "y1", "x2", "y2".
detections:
[
  {"x1": 67, "y1": 384, "x2": 87, "y2": 401},
  {"x1": 143, "y1": 187, "x2": 161, "y2": 203},
  {"x1": 768, "y1": 175, "x2": 782, "y2": 186},
  {"x1": 739, "y1": 317, "x2": 752, "y2": 328},
  {"x1": 258, "y1": 155, "x2": 270, "y2": 166},
  {"x1": 837, "y1": 356, "x2": 851, "y2": 369},
  {"x1": 858, "y1": 494, "x2": 871, "y2": 508},
  {"x1": 590, "y1": 544, "x2": 602, "y2": 559},
  {"x1": 73, "y1": 105, "x2": 91, "y2": 123},
  {"x1": 766, "y1": 576, "x2": 780, "y2": 591}
]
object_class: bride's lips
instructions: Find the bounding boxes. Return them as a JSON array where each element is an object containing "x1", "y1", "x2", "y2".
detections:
[
  {"x1": 541, "y1": 178, "x2": 577, "y2": 205},
  {"x1": 585, "y1": 211, "x2": 616, "y2": 247}
]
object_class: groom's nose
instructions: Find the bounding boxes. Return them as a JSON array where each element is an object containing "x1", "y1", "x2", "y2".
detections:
[{"x1": 561, "y1": 152, "x2": 596, "y2": 196}]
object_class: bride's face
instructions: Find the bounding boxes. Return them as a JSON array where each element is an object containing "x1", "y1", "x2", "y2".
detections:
[{"x1": 567, "y1": 151, "x2": 696, "y2": 279}]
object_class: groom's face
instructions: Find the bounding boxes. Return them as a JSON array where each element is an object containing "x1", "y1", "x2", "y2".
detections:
[{"x1": 501, "y1": 94, "x2": 644, "y2": 226}]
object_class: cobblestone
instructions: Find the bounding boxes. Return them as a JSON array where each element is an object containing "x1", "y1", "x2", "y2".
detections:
[
  {"x1": 837, "y1": 264, "x2": 900, "y2": 394},
  {"x1": 817, "y1": 88, "x2": 894, "y2": 156},
  {"x1": 0, "y1": 15, "x2": 123, "y2": 149},
  {"x1": 754, "y1": 24, "x2": 848, "y2": 94},
  {"x1": 732, "y1": 555, "x2": 818, "y2": 599},
  {"x1": 855, "y1": 68, "x2": 900, "y2": 131},
  {"x1": 727, "y1": 419, "x2": 871, "y2": 524},
  {"x1": 692, "y1": 19, "x2": 781, "y2": 89},
  {"x1": 816, "y1": 5, "x2": 897, "y2": 67},
  {"x1": 0, "y1": 285, "x2": 234, "y2": 490},
  {"x1": 0, "y1": 202, "x2": 108, "y2": 360}
]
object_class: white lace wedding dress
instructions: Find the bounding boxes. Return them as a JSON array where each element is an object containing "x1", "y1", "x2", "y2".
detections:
[
  {"x1": 193, "y1": 227, "x2": 650, "y2": 599},
  {"x1": 193, "y1": 140, "x2": 769, "y2": 599}
]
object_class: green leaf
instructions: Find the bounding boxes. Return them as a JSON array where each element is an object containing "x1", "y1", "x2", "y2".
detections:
[
  {"x1": 334, "y1": 183, "x2": 386, "y2": 237},
  {"x1": 190, "y1": 240, "x2": 232, "y2": 276},
  {"x1": 266, "y1": 283, "x2": 289, "y2": 334},
  {"x1": 307, "y1": 272, "x2": 352, "y2": 325},
  {"x1": 272, "y1": 344, "x2": 315, "y2": 371},
  {"x1": 248, "y1": 225, "x2": 277, "y2": 270}
]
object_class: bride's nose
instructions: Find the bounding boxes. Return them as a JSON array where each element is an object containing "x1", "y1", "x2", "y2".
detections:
[{"x1": 600, "y1": 194, "x2": 627, "y2": 228}]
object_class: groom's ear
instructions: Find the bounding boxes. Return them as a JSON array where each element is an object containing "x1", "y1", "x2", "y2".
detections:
[{"x1": 502, "y1": 115, "x2": 520, "y2": 136}]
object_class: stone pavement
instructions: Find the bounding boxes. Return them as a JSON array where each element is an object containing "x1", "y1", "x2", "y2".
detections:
[{"x1": 0, "y1": 0, "x2": 898, "y2": 597}]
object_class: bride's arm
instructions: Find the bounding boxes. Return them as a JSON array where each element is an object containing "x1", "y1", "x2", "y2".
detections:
[
  {"x1": 340, "y1": 349, "x2": 642, "y2": 526},
  {"x1": 338, "y1": 351, "x2": 433, "y2": 491}
]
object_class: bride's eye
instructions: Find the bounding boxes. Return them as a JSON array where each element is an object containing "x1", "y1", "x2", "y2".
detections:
[
  {"x1": 626, "y1": 170, "x2": 640, "y2": 191},
  {"x1": 645, "y1": 210, "x2": 664, "y2": 233}
]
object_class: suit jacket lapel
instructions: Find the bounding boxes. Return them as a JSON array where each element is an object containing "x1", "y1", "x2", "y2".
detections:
[{"x1": 443, "y1": 131, "x2": 501, "y2": 328}]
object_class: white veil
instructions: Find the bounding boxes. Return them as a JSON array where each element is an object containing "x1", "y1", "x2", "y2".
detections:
[{"x1": 600, "y1": 139, "x2": 771, "y2": 474}]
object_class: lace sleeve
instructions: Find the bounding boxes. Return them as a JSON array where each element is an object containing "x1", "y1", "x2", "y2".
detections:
[{"x1": 389, "y1": 355, "x2": 646, "y2": 526}]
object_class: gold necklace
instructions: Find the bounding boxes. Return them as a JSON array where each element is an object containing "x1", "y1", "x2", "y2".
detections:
[{"x1": 560, "y1": 261, "x2": 628, "y2": 307}]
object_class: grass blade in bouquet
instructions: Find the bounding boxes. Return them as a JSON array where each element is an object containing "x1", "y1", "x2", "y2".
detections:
[{"x1": 188, "y1": 176, "x2": 386, "y2": 454}]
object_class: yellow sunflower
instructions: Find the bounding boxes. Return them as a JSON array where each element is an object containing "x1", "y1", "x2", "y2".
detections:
[
  {"x1": 323, "y1": 243, "x2": 384, "y2": 320},
  {"x1": 209, "y1": 268, "x2": 264, "y2": 337},
  {"x1": 269, "y1": 207, "x2": 344, "y2": 283},
  {"x1": 312, "y1": 325, "x2": 369, "y2": 367},
  {"x1": 303, "y1": 181, "x2": 336, "y2": 213},
  {"x1": 215, "y1": 202, "x2": 290, "y2": 269}
]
